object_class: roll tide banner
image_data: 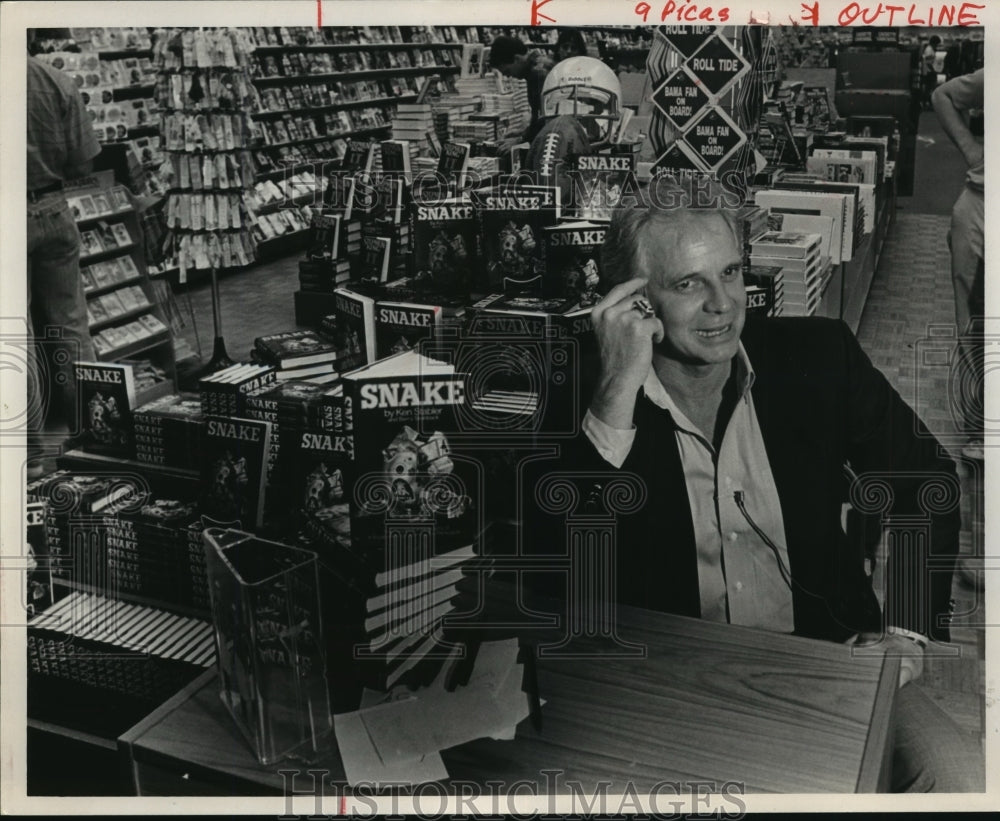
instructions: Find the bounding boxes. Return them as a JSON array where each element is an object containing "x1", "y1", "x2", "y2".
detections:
[{"x1": 647, "y1": 26, "x2": 760, "y2": 196}]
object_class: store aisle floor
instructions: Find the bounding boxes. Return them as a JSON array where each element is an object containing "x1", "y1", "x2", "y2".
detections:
[
  {"x1": 170, "y1": 254, "x2": 301, "y2": 366},
  {"x1": 857, "y1": 101, "x2": 985, "y2": 746},
  {"x1": 857, "y1": 210, "x2": 985, "y2": 743}
]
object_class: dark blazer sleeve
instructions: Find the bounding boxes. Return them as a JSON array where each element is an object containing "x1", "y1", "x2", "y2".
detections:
[
  {"x1": 518, "y1": 392, "x2": 649, "y2": 605},
  {"x1": 837, "y1": 321, "x2": 960, "y2": 642},
  {"x1": 521, "y1": 371, "x2": 704, "y2": 619}
]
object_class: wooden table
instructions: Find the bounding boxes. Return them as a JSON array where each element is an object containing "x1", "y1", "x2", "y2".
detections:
[{"x1": 119, "y1": 604, "x2": 899, "y2": 795}]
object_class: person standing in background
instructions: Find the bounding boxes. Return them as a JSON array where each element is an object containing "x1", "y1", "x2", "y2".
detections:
[
  {"x1": 555, "y1": 28, "x2": 588, "y2": 62},
  {"x1": 932, "y1": 67, "x2": 985, "y2": 461},
  {"x1": 26, "y1": 36, "x2": 101, "y2": 471},
  {"x1": 488, "y1": 34, "x2": 556, "y2": 144},
  {"x1": 920, "y1": 35, "x2": 941, "y2": 109}
]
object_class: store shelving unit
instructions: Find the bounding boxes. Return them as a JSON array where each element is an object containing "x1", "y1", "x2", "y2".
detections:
[
  {"x1": 68, "y1": 172, "x2": 177, "y2": 405},
  {"x1": 245, "y1": 30, "x2": 465, "y2": 251},
  {"x1": 32, "y1": 28, "x2": 160, "y2": 153}
]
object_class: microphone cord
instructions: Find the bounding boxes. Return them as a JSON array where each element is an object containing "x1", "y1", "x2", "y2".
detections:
[{"x1": 733, "y1": 491, "x2": 826, "y2": 602}]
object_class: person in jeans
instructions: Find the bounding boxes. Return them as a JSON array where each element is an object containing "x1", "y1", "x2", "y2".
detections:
[
  {"x1": 26, "y1": 48, "x2": 101, "y2": 468},
  {"x1": 932, "y1": 68, "x2": 985, "y2": 461}
]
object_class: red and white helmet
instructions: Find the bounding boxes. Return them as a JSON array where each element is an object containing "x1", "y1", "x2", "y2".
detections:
[{"x1": 540, "y1": 56, "x2": 622, "y2": 142}]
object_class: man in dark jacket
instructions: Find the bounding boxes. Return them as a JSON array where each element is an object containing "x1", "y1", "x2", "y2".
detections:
[{"x1": 526, "y1": 178, "x2": 981, "y2": 791}]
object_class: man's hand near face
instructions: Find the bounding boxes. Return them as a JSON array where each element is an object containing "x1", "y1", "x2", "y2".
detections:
[{"x1": 589, "y1": 277, "x2": 664, "y2": 431}]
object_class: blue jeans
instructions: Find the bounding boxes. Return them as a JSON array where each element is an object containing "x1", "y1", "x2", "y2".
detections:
[
  {"x1": 26, "y1": 192, "x2": 94, "y2": 436},
  {"x1": 892, "y1": 681, "x2": 984, "y2": 792}
]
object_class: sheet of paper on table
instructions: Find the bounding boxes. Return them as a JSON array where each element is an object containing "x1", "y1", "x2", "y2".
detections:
[
  {"x1": 333, "y1": 711, "x2": 448, "y2": 786},
  {"x1": 358, "y1": 638, "x2": 532, "y2": 764}
]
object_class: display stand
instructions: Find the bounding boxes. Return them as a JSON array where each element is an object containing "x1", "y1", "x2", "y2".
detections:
[
  {"x1": 203, "y1": 266, "x2": 235, "y2": 373},
  {"x1": 65, "y1": 170, "x2": 177, "y2": 404},
  {"x1": 152, "y1": 27, "x2": 260, "y2": 372}
]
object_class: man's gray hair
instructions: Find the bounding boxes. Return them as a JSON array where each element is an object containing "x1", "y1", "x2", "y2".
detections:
[{"x1": 600, "y1": 175, "x2": 742, "y2": 290}]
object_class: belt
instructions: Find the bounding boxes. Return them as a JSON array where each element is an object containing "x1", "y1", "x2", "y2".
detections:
[{"x1": 27, "y1": 181, "x2": 64, "y2": 202}]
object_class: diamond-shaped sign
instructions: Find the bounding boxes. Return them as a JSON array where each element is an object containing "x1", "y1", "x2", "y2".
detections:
[
  {"x1": 682, "y1": 107, "x2": 747, "y2": 171},
  {"x1": 653, "y1": 140, "x2": 707, "y2": 175},
  {"x1": 686, "y1": 34, "x2": 750, "y2": 98},
  {"x1": 646, "y1": 36, "x2": 681, "y2": 86},
  {"x1": 659, "y1": 25, "x2": 718, "y2": 59},
  {"x1": 651, "y1": 67, "x2": 709, "y2": 131}
]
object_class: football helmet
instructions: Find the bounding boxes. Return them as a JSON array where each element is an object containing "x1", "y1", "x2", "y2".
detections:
[{"x1": 540, "y1": 56, "x2": 622, "y2": 142}]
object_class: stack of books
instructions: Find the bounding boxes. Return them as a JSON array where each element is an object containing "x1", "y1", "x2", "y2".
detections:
[
  {"x1": 756, "y1": 186, "x2": 856, "y2": 264},
  {"x1": 126, "y1": 358, "x2": 169, "y2": 394},
  {"x1": 478, "y1": 75, "x2": 529, "y2": 138},
  {"x1": 244, "y1": 379, "x2": 332, "y2": 495},
  {"x1": 806, "y1": 150, "x2": 877, "y2": 186},
  {"x1": 199, "y1": 363, "x2": 278, "y2": 418},
  {"x1": 25, "y1": 496, "x2": 53, "y2": 617},
  {"x1": 732, "y1": 203, "x2": 770, "y2": 275},
  {"x1": 242, "y1": 379, "x2": 344, "y2": 530},
  {"x1": 276, "y1": 415, "x2": 354, "y2": 561},
  {"x1": 28, "y1": 590, "x2": 214, "y2": 710},
  {"x1": 324, "y1": 288, "x2": 378, "y2": 372},
  {"x1": 299, "y1": 212, "x2": 356, "y2": 292},
  {"x1": 392, "y1": 102, "x2": 437, "y2": 145},
  {"x1": 243, "y1": 380, "x2": 332, "y2": 450},
  {"x1": 299, "y1": 256, "x2": 352, "y2": 292},
  {"x1": 750, "y1": 231, "x2": 823, "y2": 316},
  {"x1": 199, "y1": 416, "x2": 274, "y2": 531},
  {"x1": 331, "y1": 350, "x2": 483, "y2": 692},
  {"x1": 342, "y1": 218, "x2": 363, "y2": 256},
  {"x1": 365, "y1": 217, "x2": 412, "y2": 266},
  {"x1": 133, "y1": 393, "x2": 204, "y2": 470},
  {"x1": 773, "y1": 169, "x2": 873, "y2": 240},
  {"x1": 469, "y1": 154, "x2": 501, "y2": 178},
  {"x1": 27, "y1": 470, "x2": 137, "y2": 518},
  {"x1": 25, "y1": 471, "x2": 144, "y2": 593},
  {"x1": 253, "y1": 330, "x2": 343, "y2": 383},
  {"x1": 108, "y1": 497, "x2": 210, "y2": 609},
  {"x1": 412, "y1": 155, "x2": 440, "y2": 179},
  {"x1": 744, "y1": 265, "x2": 785, "y2": 317},
  {"x1": 318, "y1": 383, "x2": 350, "y2": 441},
  {"x1": 453, "y1": 75, "x2": 505, "y2": 98},
  {"x1": 378, "y1": 139, "x2": 414, "y2": 186},
  {"x1": 429, "y1": 97, "x2": 479, "y2": 144},
  {"x1": 451, "y1": 119, "x2": 498, "y2": 143}
]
